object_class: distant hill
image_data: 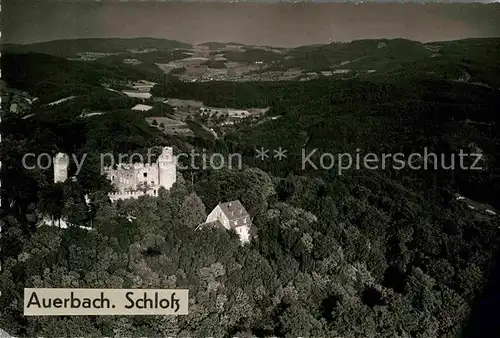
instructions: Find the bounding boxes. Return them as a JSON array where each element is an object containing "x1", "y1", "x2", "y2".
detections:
[
  {"x1": 2, "y1": 37, "x2": 191, "y2": 58},
  {"x1": 1, "y1": 38, "x2": 194, "y2": 81},
  {"x1": 264, "y1": 38, "x2": 500, "y2": 87},
  {"x1": 1, "y1": 52, "x2": 162, "y2": 104},
  {"x1": 198, "y1": 41, "x2": 246, "y2": 49},
  {"x1": 5, "y1": 37, "x2": 499, "y2": 87},
  {"x1": 97, "y1": 49, "x2": 193, "y2": 64}
]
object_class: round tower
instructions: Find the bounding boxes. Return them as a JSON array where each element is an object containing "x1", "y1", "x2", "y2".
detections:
[
  {"x1": 54, "y1": 153, "x2": 70, "y2": 183},
  {"x1": 158, "y1": 146, "x2": 176, "y2": 190}
]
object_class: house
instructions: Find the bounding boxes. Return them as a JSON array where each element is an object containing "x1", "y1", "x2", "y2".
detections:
[
  {"x1": 203, "y1": 200, "x2": 252, "y2": 244},
  {"x1": 131, "y1": 104, "x2": 153, "y2": 112}
]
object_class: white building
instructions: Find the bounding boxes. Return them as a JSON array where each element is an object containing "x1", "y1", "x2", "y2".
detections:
[
  {"x1": 131, "y1": 104, "x2": 153, "y2": 112},
  {"x1": 203, "y1": 200, "x2": 252, "y2": 244}
]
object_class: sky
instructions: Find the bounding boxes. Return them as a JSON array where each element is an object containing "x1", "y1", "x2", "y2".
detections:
[{"x1": 2, "y1": 1, "x2": 500, "y2": 47}]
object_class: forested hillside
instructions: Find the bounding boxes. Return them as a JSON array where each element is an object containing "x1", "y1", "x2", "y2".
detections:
[
  {"x1": 1, "y1": 53, "x2": 163, "y2": 104},
  {"x1": 2, "y1": 38, "x2": 191, "y2": 58}
]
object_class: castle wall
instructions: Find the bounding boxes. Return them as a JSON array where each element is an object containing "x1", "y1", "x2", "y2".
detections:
[
  {"x1": 159, "y1": 161, "x2": 176, "y2": 190},
  {"x1": 158, "y1": 147, "x2": 177, "y2": 190},
  {"x1": 108, "y1": 188, "x2": 159, "y2": 202},
  {"x1": 137, "y1": 164, "x2": 159, "y2": 187},
  {"x1": 54, "y1": 153, "x2": 69, "y2": 183},
  {"x1": 206, "y1": 205, "x2": 230, "y2": 230},
  {"x1": 54, "y1": 166, "x2": 68, "y2": 183},
  {"x1": 105, "y1": 162, "x2": 160, "y2": 192},
  {"x1": 50, "y1": 148, "x2": 176, "y2": 203}
]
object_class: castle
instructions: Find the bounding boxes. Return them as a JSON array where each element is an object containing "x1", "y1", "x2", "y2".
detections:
[
  {"x1": 53, "y1": 147, "x2": 176, "y2": 201},
  {"x1": 54, "y1": 153, "x2": 70, "y2": 183}
]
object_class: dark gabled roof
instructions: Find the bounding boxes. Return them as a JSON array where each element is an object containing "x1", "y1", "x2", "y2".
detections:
[
  {"x1": 218, "y1": 200, "x2": 251, "y2": 229},
  {"x1": 219, "y1": 200, "x2": 249, "y2": 220}
]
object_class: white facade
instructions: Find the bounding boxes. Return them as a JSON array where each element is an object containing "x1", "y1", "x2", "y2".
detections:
[
  {"x1": 54, "y1": 153, "x2": 69, "y2": 183},
  {"x1": 158, "y1": 147, "x2": 177, "y2": 190},
  {"x1": 53, "y1": 147, "x2": 176, "y2": 202},
  {"x1": 206, "y1": 205, "x2": 228, "y2": 227},
  {"x1": 235, "y1": 225, "x2": 250, "y2": 243},
  {"x1": 131, "y1": 104, "x2": 153, "y2": 111}
]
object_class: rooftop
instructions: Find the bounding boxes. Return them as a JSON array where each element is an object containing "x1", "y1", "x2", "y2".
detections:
[
  {"x1": 131, "y1": 104, "x2": 153, "y2": 111},
  {"x1": 218, "y1": 200, "x2": 251, "y2": 228}
]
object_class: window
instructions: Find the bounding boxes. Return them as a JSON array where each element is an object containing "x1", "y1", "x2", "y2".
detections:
[
  {"x1": 244, "y1": 217, "x2": 247, "y2": 224},
  {"x1": 143, "y1": 172, "x2": 147, "y2": 178}
]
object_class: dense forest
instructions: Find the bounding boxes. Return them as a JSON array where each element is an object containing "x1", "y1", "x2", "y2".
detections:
[{"x1": 1, "y1": 37, "x2": 500, "y2": 337}]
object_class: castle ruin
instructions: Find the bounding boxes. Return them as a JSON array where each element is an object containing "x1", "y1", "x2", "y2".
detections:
[
  {"x1": 53, "y1": 147, "x2": 176, "y2": 201},
  {"x1": 103, "y1": 147, "x2": 176, "y2": 201}
]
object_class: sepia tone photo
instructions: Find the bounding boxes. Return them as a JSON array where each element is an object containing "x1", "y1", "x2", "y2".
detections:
[{"x1": 1, "y1": 0, "x2": 500, "y2": 337}]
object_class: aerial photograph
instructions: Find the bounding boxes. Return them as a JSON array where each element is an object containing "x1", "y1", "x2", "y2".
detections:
[{"x1": 0, "y1": 0, "x2": 499, "y2": 337}]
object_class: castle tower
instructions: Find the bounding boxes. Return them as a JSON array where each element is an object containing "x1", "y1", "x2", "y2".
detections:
[
  {"x1": 158, "y1": 146, "x2": 176, "y2": 190},
  {"x1": 54, "y1": 153, "x2": 69, "y2": 183}
]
